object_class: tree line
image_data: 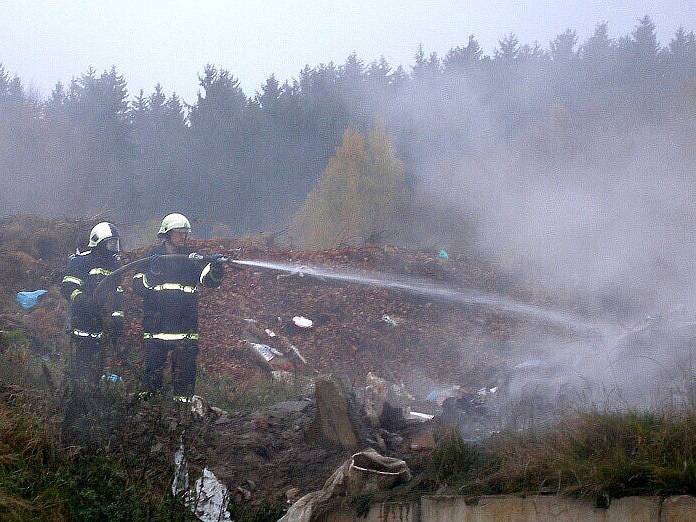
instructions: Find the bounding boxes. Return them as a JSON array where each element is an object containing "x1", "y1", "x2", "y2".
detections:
[{"x1": 1, "y1": 16, "x2": 695, "y2": 246}]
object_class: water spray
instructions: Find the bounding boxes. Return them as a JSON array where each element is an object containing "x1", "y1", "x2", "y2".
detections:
[
  {"x1": 95, "y1": 254, "x2": 617, "y2": 340},
  {"x1": 232, "y1": 259, "x2": 617, "y2": 339}
]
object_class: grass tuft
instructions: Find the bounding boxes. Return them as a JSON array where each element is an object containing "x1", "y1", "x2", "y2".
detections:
[{"x1": 432, "y1": 410, "x2": 696, "y2": 499}]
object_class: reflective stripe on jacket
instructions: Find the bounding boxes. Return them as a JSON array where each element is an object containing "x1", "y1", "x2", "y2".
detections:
[
  {"x1": 133, "y1": 244, "x2": 222, "y2": 336},
  {"x1": 60, "y1": 250, "x2": 123, "y2": 334}
]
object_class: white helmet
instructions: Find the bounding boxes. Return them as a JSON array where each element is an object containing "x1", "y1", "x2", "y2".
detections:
[
  {"x1": 88, "y1": 222, "x2": 120, "y2": 248},
  {"x1": 158, "y1": 213, "x2": 191, "y2": 237}
]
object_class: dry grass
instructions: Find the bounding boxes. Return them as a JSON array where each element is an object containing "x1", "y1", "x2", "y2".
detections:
[
  {"x1": 0, "y1": 333, "x2": 200, "y2": 521},
  {"x1": 432, "y1": 410, "x2": 696, "y2": 500}
]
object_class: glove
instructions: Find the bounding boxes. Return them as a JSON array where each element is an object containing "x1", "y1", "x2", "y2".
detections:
[{"x1": 210, "y1": 260, "x2": 225, "y2": 280}]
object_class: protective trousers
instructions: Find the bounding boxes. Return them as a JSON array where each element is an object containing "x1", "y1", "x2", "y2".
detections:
[
  {"x1": 69, "y1": 336, "x2": 103, "y2": 385},
  {"x1": 142, "y1": 340, "x2": 198, "y2": 396}
]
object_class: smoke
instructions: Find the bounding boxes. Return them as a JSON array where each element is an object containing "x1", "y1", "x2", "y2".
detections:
[{"x1": 369, "y1": 43, "x2": 696, "y2": 413}]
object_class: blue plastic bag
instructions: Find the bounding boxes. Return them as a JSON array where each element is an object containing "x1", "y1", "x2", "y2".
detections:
[
  {"x1": 16, "y1": 290, "x2": 48, "y2": 310},
  {"x1": 438, "y1": 249, "x2": 449, "y2": 260}
]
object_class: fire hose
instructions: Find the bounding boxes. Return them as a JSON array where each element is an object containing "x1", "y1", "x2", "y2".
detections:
[
  {"x1": 92, "y1": 253, "x2": 309, "y2": 368},
  {"x1": 93, "y1": 253, "x2": 229, "y2": 298}
]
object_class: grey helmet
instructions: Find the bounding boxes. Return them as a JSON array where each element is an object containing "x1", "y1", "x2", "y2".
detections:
[
  {"x1": 158, "y1": 213, "x2": 192, "y2": 237},
  {"x1": 88, "y1": 222, "x2": 120, "y2": 250}
]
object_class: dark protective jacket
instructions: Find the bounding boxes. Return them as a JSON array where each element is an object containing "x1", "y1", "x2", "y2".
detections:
[
  {"x1": 133, "y1": 244, "x2": 223, "y2": 341},
  {"x1": 60, "y1": 249, "x2": 124, "y2": 337}
]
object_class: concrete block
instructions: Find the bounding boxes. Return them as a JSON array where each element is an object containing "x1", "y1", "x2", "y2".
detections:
[
  {"x1": 365, "y1": 501, "x2": 420, "y2": 522},
  {"x1": 606, "y1": 496, "x2": 659, "y2": 522},
  {"x1": 467, "y1": 495, "x2": 606, "y2": 522},
  {"x1": 660, "y1": 496, "x2": 696, "y2": 522},
  {"x1": 421, "y1": 495, "x2": 472, "y2": 522}
]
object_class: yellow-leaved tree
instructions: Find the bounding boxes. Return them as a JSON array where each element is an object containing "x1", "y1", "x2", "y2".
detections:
[{"x1": 292, "y1": 122, "x2": 408, "y2": 249}]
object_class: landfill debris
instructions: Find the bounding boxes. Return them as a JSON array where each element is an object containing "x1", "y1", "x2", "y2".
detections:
[
  {"x1": 246, "y1": 341, "x2": 293, "y2": 372},
  {"x1": 438, "y1": 249, "x2": 449, "y2": 260},
  {"x1": 280, "y1": 449, "x2": 411, "y2": 522},
  {"x1": 514, "y1": 359, "x2": 545, "y2": 370},
  {"x1": 292, "y1": 316, "x2": 313, "y2": 328},
  {"x1": 16, "y1": 289, "x2": 48, "y2": 309},
  {"x1": 426, "y1": 385, "x2": 462, "y2": 405},
  {"x1": 477, "y1": 386, "x2": 498, "y2": 396},
  {"x1": 407, "y1": 411, "x2": 434, "y2": 422},
  {"x1": 288, "y1": 343, "x2": 307, "y2": 364},
  {"x1": 172, "y1": 442, "x2": 189, "y2": 497},
  {"x1": 172, "y1": 442, "x2": 232, "y2": 522},
  {"x1": 100, "y1": 373, "x2": 122, "y2": 383},
  {"x1": 234, "y1": 485, "x2": 252, "y2": 502},
  {"x1": 249, "y1": 342, "x2": 283, "y2": 362},
  {"x1": 364, "y1": 372, "x2": 414, "y2": 429},
  {"x1": 265, "y1": 328, "x2": 276, "y2": 337},
  {"x1": 187, "y1": 468, "x2": 232, "y2": 522},
  {"x1": 190, "y1": 395, "x2": 211, "y2": 418},
  {"x1": 381, "y1": 314, "x2": 398, "y2": 327}
]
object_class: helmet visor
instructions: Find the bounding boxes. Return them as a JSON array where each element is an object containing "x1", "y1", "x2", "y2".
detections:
[{"x1": 103, "y1": 237, "x2": 120, "y2": 253}]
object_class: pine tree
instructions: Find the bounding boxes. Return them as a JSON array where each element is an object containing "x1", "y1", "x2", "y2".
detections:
[
  {"x1": 444, "y1": 35, "x2": 484, "y2": 71},
  {"x1": 551, "y1": 29, "x2": 578, "y2": 63},
  {"x1": 495, "y1": 34, "x2": 520, "y2": 63}
]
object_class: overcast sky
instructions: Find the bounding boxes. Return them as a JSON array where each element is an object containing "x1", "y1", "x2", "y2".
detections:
[{"x1": 1, "y1": 1, "x2": 693, "y2": 103}]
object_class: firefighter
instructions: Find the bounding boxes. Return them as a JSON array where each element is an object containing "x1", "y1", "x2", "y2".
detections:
[
  {"x1": 60, "y1": 222, "x2": 125, "y2": 384},
  {"x1": 133, "y1": 213, "x2": 224, "y2": 401}
]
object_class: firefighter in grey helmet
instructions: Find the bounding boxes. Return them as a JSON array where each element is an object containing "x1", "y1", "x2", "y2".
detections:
[
  {"x1": 60, "y1": 222, "x2": 125, "y2": 384},
  {"x1": 133, "y1": 213, "x2": 225, "y2": 401}
]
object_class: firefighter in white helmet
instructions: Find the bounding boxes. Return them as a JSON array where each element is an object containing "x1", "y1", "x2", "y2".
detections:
[
  {"x1": 133, "y1": 213, "x2": 224, "y2": 400},
  {"x1": 60, "y1": 222, "x2": 125, "y2": 384}
]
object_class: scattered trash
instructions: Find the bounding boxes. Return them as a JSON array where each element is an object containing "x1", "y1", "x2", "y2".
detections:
[
  {"x1": 280, "y1": 449, "x2": 411, "y2": 522},
  {"x1": 249, "y1": 342, "x2": 283, "y2": 363},
  {"x1": 190, "y1": 395, "x2": 210, "y2": 418},
  {"x1": 381, "y1": 314, "x2": 398, "y2": 327},
  {"x1": 364, "y1": 372, "x2": 414, "y2": 428},
  {"x1": 16, "y1": 289, "x2": 48, "y2": 310},
  {"x1": 265, "y1": 328, "x2": 276, "y2": 337},
  {"x1": 426, "y1": 385, "x2": 461, "y2": 405},
  {"x1": 292, "y1": 316, "x2": 313, "y2": 328},
  {"x1": 514, "y1": 359, "x2": 544, "y2": 370},
  {"x1": 246, "y1": 341, "x2": 292, "y2": 372},
  {"x1": 172, "y1": 442, "x2": 189, "y2": 497},
  {"x1": 438, "y1": 249, "x2": 449, "y2": 260},
  {"x1": 100, "y1": 373, "x2": 122, "y2": 383},
  {"x1": 477, "y1": 386, "x2": 498, "y2": 396},
  {"x1": 188, "y1": 468, "x2": 232, "y2": 522},
  {"x1": 407, "y1": 411, "x2": 434, "y2": 422},
  {"x1": 288, "y1": 343, "x2": 307, "y2": 364},
  {"x1": 172, "y1": 442, "x2": 232, "y2": 522}
]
